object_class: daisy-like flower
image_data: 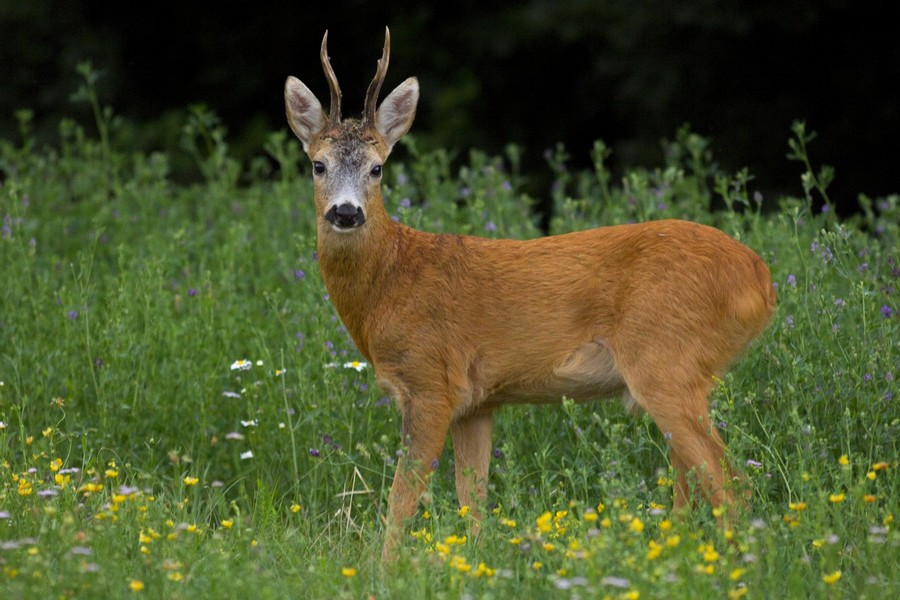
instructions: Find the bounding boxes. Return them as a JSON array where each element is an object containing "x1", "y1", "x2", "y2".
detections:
[
  {"x1": 230, "y1": 359, "x2": 252, "y2": 371},
  {"x1": 344, "y1": 360, "x2": 367, "y2": 371}
]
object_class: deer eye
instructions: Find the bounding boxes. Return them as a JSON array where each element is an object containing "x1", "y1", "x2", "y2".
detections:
[
  {"x1": 370, "y1": 164, "x2": 382, "y2": 178},
  {"x1": 313, "y1": 161, "x2": 326, "y2": 176}
]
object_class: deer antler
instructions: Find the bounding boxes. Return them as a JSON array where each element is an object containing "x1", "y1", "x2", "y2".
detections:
[
  {"x1": 320, "y1": 31, "x2": 342, "y2": 124},
  {"x1": 363, "y1": 27, "x2": 391, "y2": 127}
]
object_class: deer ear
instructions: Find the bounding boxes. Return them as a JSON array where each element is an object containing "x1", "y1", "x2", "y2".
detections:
[
  {"x1": 285, "y1": 76, "x2": 326, "y2": 152},
  {"x1": 376, "y1": 77, "x2": 418, "y2": 151}
]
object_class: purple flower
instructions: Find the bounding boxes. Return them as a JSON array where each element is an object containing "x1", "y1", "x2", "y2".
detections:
[
  {"x1": 399, "y1": 198, "x2": 411, "y2": 209},
  {"x1": 431, "y1": 458, "x2": 439, "y2": 469},
  {"x1": 746, "y1": 459, "x2": 763, "y2": 470},
  {"x1": 485, "y1": 221, "x2": 497, "y2": 232},
  {"x1": 70, "y1": 546, "x2": 93, "y2": 556},
  {"x1": 68, "y1": 310, "x2": 78, "y2": 320},
  {"x1": 493, "y1": 448, "x2": 503, "y2": 459},
  {"x1": 786, "y1": 274, "x2": 797, "y2": 287},
  {"x1": 864, "y1": 373, "x2": 873, "y2": 383},
  {"x1": 834, "y1": 298, "x2": 845, "y2": 307},
  {"x1": 882, "y1": 305, "x2": 893, "y2": 319},
  {"x1": 309, "y1": 448, "x2": 320, "y2": 457},
  {"x1": 293, "y1": 269, "x2": 305, "y2": 281}
]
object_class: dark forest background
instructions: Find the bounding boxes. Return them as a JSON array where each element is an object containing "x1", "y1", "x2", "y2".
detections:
[{"x1": 2, "y1": 1, "x2": 898, "y2": 214}]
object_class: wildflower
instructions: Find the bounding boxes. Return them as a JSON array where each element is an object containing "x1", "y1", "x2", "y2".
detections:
[
  {"x1": 183, "y1": 476, "x2": 199, "y2": 486},
  {"x1": 344, "y1": 361, "x2": 367, "y2": 371},
  {"x1": 457, "y1": 505, "x2": 470, "y2": 518},
  {"x1": 882, "y1": 305, "x2": 893, "y2": 319},
  {"x1": 308, "y1": 448, "x2": 320, "y2": 457},
  {"x1": 822, "y1": 570, "x2": 841, "y2": 584},
  {"x1": 872, "y1": 462, "x2": 890, "y2": 471},
  {"x1": 867, "y1": 471, "x2": 877, "y2": 480},
  {"x1": 746, "y1": 459, "x2": 763, "y2": 470},
  {"x1": 532, "y1": 562, "x2": 542, "y2": 570},
  {"x1": 646, "y1": 540, "x2": 663, "y2": 560},
  {"x1": 786, "y1": 274, "x2": 797, "y2": 287},
  {"x1": 728, "y1": 587, "x2": 748, "y2": 599},
  {"x1": 105, "y1": 469, "x2": 118, "y2": 478},
  {"x1": 68, "y1": 310, "x2": 79, "y2": 320},
  {"x1": 230, "y1": 359, "x2": 252, "y2": 371},
  {"x1": 290, "y1": 503, "x2": 302, "y2": 513},
  {"x1": 221, "y1": 519, "x2": 234, "y2": 529},
  {"x1": 838, "y1": 454, "x2": 849, "y2": 466},
  {"x1": 129, "y1": 580, "x2": 145, "y2": 592},
  {"x1": 829, "y1": 493, "x2": 845, "y2": 503},
  {"x1": 536, "y1": 511, "x2": 553, "y2": 533},
  {"x1": 472, "y1": 562, "x2": 496, "y2": 577},
  {"x1": 42, "y1": 426, "x2": 53, "y2": 437},
  {"x1": 240, "y1": 450, "x2": 254, "y2": 460},
  {"x1": 500, "y1": 518, "x2": 517, "y2": 528},
  {"x1": 729, "y1": 568, "x2": 746, "y2": 581},
  {"x1": 629, "y1": 517, "x2": 644, "y2": 534},
  {"x1": 341, "y1": 566, "x2": 357, "y2": 577},
  {"x1": 863, "y1": 494, "x2": 877, "y2": 503}
]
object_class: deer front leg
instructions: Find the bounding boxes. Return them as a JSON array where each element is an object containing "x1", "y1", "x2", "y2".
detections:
[
  {"x1": 382, "y1": 396, "x2": 453, "y2": 562},
  {"x1": 451, "y1": 410, "x2": 493, "y2": 534}
]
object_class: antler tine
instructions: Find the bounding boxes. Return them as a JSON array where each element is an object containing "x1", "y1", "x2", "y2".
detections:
[
  {"x1": 363, "y1": 27, "x2": 391, "y2": 127},
  {"x1": 320, "y1": 31, "x2": 342, "y2": 124}
]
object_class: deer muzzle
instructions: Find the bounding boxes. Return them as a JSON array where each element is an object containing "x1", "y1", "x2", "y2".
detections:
[{"x1": 325, "y1": 203, "x2": 366, "y2": 231}]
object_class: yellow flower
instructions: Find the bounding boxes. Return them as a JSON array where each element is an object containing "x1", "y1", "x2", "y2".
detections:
[
  {"x1": 838, "y1": 454, "x2": 849, "y2": 466},
  {"x1": 42, "y1": 426, "x2": 53, "y2": 438},
  {"x1": 872, "y1": 462, "x2": 890, "y2": 471},
  {"x1": 729, "y1": 568, "x2": 746, "y2": 581},
  {"x1": 822, "y1": 570, "x2": 841, "y2": 584},
  {"x1": 863, "y1": 494, "x2": 877, "y2": 503},
  {"x1": 129, "y1": 580, "x2": 145, "y2": 592},
  {"x1": 105, "y1": 469, "x2": 118, "y2": 478},
  {"x1": 624, "y1": 592, "x2": 640, "y2": 600},
  {"x1": 457, "y1": 505, "x2": 470, "y2": 518},
  {"x1": 583, "y1": 511, "x2": 598, "y2": 522},
  {"x1": 341, "y1": 567, "x2": 357, "y2": 577},
  {"x1": 536, "y1": 511, "x2": 553, "y2": 533},
  {"x1": 629, "y1": 517, "x2": 644, "y2": 533},
  {"x1": 600, "y1": 517, "x2": 612, "y2": 528},
  {"x1": 500, "y1": 517, "x2": 517, "y2": 528},
  {"x1": 444, "y1": 534, "x2": 467, "y2": 546},
  {"x1": 646, "y1": 540, "x2": 663, "y2": 560},
  {"x1": 221, "y1": 519, "x2": 234, "y2": 529},
  {"x1": 183, "y1": 476, "x2": 199, "y2": 486},
  {"x1": 531, "y1": 561, "x2": 542, "y2": 570},
  {"x1": 55, "y1": 473, "x2": 70, "y2": 488},
  {"x1": 167, "y1": 572, "x2": 184, "y2": 582},
  {"x1": 866, "y1": 471, "x2": 876, "y2": 481},
  {"x1": 659, "y1": 519, "x2": 672, "y2": 532},
  {"x1": 789, "y1": 502, "x2": 807, "y2": 511},
  {"x1": 49, "y1": 458, "x2": 63, "y2": 472},
  {"x1": 829, "y1": 493, "x2": 845, "y2": 503},
  {"x1": 728, "y1": 587, "x2": 748, "y2": 599},
  {"x1": 290, "y1": 503, "x2": 302, "y2": 513},
  {"x1": 542, "y1": 542, "x2": 556, "y2": 552},
  {"x1": 665, "y1": 534, "x2": 681, "y2": 548},
  {"x1": 472, "y1": 562, "x2": 496, "y2": 577}
]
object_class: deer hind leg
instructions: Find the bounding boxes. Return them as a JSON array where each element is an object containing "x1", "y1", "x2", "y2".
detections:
[
  {"x1": 382, "y1": 394, "x2": 454, "y2": 562},
  {"x1": 451, "y1": 410, "x2": 494, "y2": 536},
  {"x1": 628, "y1": 380, "x2": 739, "y2": 514}
]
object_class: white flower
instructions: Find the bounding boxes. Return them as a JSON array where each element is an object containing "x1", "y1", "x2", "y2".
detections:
[
  {"x1": 0, "y1": 421, "x2": 6, "y2": 430},
  {"x1": 230, "y1": 359, "x2": 252, "y2": 371},
  {"x1": 222, "y1": 391, "x2": 241, "y2": 399},
  {"x1": 255, "y1": 360, "x2": 264, "y2": 367},
  {"x1": 343, "y1": 361, "x2": 368, "y2": 372},
  {"x1": 240, "y1": 450, "x2": 254, "y2": 460},
  {"x1": 240, "y1": 419, "x2": 258, "y2": 428}
]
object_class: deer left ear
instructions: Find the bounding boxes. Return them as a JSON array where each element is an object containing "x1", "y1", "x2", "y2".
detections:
[{"x1": 376, "y1": 77, "x2": 419, "y2": 151}]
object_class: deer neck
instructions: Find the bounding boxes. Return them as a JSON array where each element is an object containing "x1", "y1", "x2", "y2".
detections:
[{"x1": 316, "y1": 204, "x2": 400, "y2": 357}]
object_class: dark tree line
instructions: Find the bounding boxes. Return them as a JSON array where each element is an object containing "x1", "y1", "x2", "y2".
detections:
[{"x1": 2, "y1": 1, "x2": 897, "y2": 212}]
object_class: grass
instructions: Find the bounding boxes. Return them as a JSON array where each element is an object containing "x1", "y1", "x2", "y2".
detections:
[{"x1": 1, "y1": 71, "x2": 898, "y2": 598}]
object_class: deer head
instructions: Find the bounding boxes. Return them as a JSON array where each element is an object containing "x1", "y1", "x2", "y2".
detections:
[{"x1": 284, "y1": 28, "x2": 419, "y2": 234}]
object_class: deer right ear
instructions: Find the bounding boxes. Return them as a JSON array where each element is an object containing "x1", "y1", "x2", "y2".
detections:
[
  {"x1": 285, "y1": 76, "x2": 326, "y2": 152},
  {"x1": 376, "y1": 77, "x2": 419, "y2": 152}
]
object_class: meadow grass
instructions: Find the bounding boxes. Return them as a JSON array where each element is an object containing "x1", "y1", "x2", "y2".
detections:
[{"x1": 1, "y1": 78, "x2": 898, "y2": 598}]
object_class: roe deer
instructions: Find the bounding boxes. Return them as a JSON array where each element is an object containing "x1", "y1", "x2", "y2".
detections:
[{"x1": 284, "y1": 28, "x2": 776, "y2": 561}]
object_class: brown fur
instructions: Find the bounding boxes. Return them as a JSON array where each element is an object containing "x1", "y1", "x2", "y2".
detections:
[{"x1": 285, "y1": 29, "x2": 776, "y2": 561}]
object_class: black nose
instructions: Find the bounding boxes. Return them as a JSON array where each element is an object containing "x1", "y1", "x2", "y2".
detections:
[{"x1": 325, "y1": 203, "x2": 366, "y2": 229}]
